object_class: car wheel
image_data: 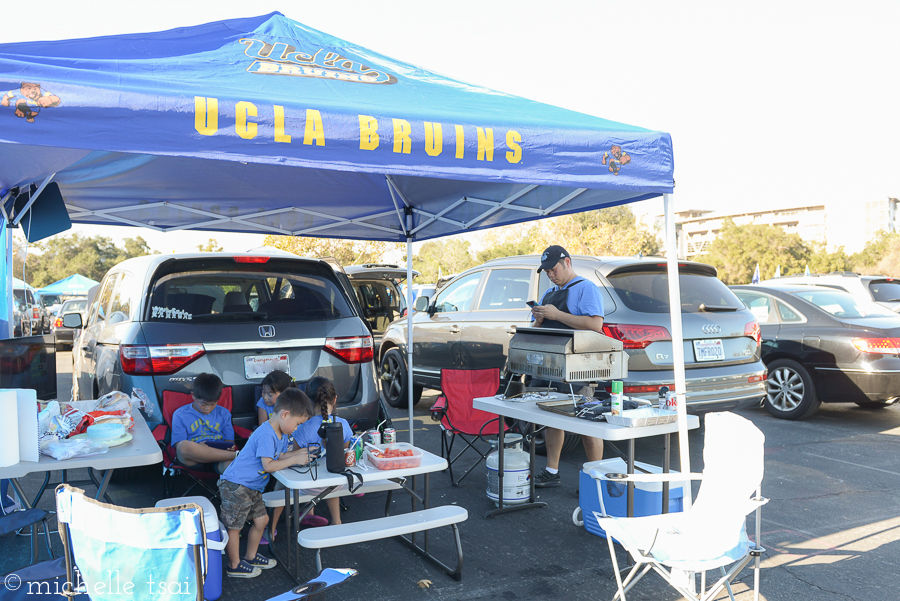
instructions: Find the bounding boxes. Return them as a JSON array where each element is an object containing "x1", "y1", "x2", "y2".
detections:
[
  {"x1": 853, "y1": 399, "x2": 898, "y2": 409},
  {"x1": 380, "y1": 349, "x2": 423, "y2": 408},
  {"x1": 515, "y1": 421, "x2": 581, "y2": 456},
  {"x1": 765, "y1": 359, "x2": 821, "y2": 420}
]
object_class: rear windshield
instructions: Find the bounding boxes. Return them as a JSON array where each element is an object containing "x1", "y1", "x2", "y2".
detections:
[
  {"x1": 868, "y1": 280, "x2": 900, "y2": 302},
  {"x1": 606, "y1": 269, "x2": 743, "y2": 313},
  {"x1": 61, "y1": 300, "x2": 87, "y2": 313},
  {"x1": 791, "y1": 289, "x2": 898, "y2": 318},
  {"x1": 147, "y1": 259, "x2": 354, "y2": 323}
]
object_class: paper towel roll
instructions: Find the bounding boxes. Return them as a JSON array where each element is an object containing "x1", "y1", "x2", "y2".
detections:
[{"x1": 0, "y1": 389, "x2": 20, "y2": 468}]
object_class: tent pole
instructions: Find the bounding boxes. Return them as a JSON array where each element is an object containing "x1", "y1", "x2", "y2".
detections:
[
  {"x1": 664, "y1": 192, "x2": 692, "y2": 507},
  {"x1": 6, "y1": 221, "x2": 12, "y2": 339},
  {"x1": 405, "y1": 233, "x2": 414, "y2": 446}
]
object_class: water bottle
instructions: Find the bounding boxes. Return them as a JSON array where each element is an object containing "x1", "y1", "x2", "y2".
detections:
[{"x1": 658, "y1": 386, "x2": 669, "y2": 412}]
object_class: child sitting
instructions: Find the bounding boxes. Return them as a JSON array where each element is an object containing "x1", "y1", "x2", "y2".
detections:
[
  {"x1": 219, "y1": 388, "x2": 314, "y2": 578},
  {"x1": 171, "y1": 373, "x2": 237, "y2": 474},
  {"x1": 256, "y1": 370, "x2": 294, "y2": 426}
]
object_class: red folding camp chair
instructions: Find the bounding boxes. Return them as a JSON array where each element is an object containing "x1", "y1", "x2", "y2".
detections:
[
  {"x1": 151, "y1": 388, "x2": 253, "y2": 497},
  {"x1": 429, "y1": 368, "x2": 507, "y2": 486}
]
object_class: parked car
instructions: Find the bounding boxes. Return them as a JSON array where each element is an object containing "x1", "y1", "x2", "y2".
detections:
[
  {"x1": 11, "y1": 296, "x2": 30, "y2": 337},
  {"x1": 51, "y1": 298, "x2": 89, "y2": 350},
  {"x1": 380, "y1": 255, "x2": 767, "y2": 417},
  {"x1": 762, "y1": 272, "x2": 900, "y2": 313},
  {"x1": 68, "y1": 252, "x2": 381, "y2": 430},
  {"x1": 37, "y1": 293, "x2": 66, "y2": 332},
  {"x1": 731, "y1": 283, "x2": 900, "y2": 419},
  {"x1": 13, "y1": 288, "x2": 41, "y2": 336},
  {"x1": 344, "y1": 264, "x2": 419, "y2": 355}
]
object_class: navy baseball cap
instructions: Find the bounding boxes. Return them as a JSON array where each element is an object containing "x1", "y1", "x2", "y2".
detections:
[{"x1": 537, "y1": 245, "x2": 571, "y2": 272}]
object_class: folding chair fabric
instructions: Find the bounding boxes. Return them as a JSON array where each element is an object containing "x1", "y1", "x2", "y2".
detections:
[
  {"x1": 55, "y1": 484, "x2": 205, "y2": 601},
  {"x1": 596, "y1": 412, "x2": 767, "y2": 600},
  {"x1": 431, "y1": 368, "x2": 504, "y2": 486}
]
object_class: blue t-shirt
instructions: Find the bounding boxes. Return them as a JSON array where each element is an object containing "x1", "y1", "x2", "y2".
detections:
[
  {"x1": 535, "y1": 276, "x2": 604, "y2": 319},
  {"x1": 256, "y1": 397, "x2": 275, "y2": 418},
  {"x1": 170, "y1": 404, "x2": 234, "y2": 446},
  {"x1": 293, "y1": 415, "x2": 352, "y2": 450},
  {"x1": 221, "y1": 421, "x2": 293, "y2": 492}
]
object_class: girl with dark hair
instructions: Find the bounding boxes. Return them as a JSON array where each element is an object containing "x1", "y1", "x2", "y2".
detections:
[
  {"x1": 257, "y1": 370, "x2": 294, "y2": 426},
  {"x1": 291, "y1": 377, "x2": 353, "y2": 526}
]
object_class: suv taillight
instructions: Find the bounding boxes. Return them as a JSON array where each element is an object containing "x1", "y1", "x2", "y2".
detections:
[
  {"x1": 324, "y1": 336, "x2": 374, "y2": 364},
  {"x1": 32, "y1": 307, "x2": 40, "y2": 319},
  {"x1": 602, "y1": 323, "x2": 671, "y2": 349},
  {"x1": 54, "y1": 317, "x2": 63, "y2": 328},
  {"x1": 744, "y1": 320, "x2": 761, "y2": 345},
  {"x1": 119, "y1": 344, "x2": 206, "y2": 375}
]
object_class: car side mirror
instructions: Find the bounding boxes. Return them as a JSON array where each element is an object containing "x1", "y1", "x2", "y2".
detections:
[
  {"x1": 414, "y1": 296, "x2": 430, "y2": 313},
  {"x1": 62, "y1": 312, "x2": 83, "y2": 329}
]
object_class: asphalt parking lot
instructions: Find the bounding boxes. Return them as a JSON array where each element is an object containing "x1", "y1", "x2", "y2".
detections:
[{"x1": 3, "y1": 352, "x2": 899, "y2": 601}]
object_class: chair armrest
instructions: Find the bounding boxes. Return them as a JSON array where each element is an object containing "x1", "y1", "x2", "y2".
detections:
[
  {"x1": 429, "y1": 396, "x2": 447, "y2": 422},
  {"x1": 590, "y1": 470, "x2": 704, "y2": 483},
  {"x1": 151, "y1": 424, "x2": 167, "y2": 443},
  {"x1": 234, "y1": 426, "x2": 254, "y2": 440}
]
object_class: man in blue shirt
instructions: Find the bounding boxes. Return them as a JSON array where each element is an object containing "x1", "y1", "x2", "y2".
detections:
[
  {"x1": 531, "y1": 246, "x2": 605, "y2": 488},
  {"x1": 171, "y1": 373, "x2": 237, "y2": 474}
]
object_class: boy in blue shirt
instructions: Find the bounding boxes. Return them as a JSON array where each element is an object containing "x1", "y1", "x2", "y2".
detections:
[
  {"x1": 219, "y1": 388, "x2": 314, "y2": 578},
  {"x1": 171, "y1": 373, "x2": 237, "y2": 474}
]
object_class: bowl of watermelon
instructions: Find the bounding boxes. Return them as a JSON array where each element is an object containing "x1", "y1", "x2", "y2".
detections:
[{"x1": 366, "y1": 443, "x2": 423, "y2": 470}]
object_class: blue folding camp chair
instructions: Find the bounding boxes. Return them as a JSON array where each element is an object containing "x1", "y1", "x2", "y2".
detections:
[{"x1": 0, "y1": 484, "x2": 356, "y2": 601}]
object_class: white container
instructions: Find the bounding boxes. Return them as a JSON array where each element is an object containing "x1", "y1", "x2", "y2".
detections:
[
  {"x1": 486, "y1": 434, "x2": 531, "y2": 506},
  {"x1": 365, "y1": 442, "x2": 423, "y2": 470}
]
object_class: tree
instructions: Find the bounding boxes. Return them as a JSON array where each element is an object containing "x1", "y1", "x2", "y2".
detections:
[
  {"x1": 527, "y1": 206, "x2": 661, "y2": 257},
  {"x1": 262, "y1": 234, "x2": 401, "y2": 266},
  {"x1": 807, "y1": 242, "x2": 852, "y2": 274},
  {"x1": 854, "y1": 236, "x2": 900, "y2": 277},
  {"x1": 850, "y1": 230, "x2": 900, "y2": 274},
  {"x1": 196, "y1": 238, "x2": 223, "y2": 252},
  {"x1": 704, "y1": 219, "x2": 811, "y2": 285},
  {"x1": 413, "y1": 238, "x2": 477, "y2": 283},
  {"x1": 15, "y1": 233, "x2": 156, "y2": 287}
]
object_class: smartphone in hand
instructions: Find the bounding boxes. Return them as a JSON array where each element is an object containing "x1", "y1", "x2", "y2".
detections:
[{"x1": 526, "y1": 301, "x2": 536, "y2": 307}]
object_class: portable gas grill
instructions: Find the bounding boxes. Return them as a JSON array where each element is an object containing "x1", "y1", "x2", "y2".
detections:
[{"x1": 507, "y1": 326, "x2": 628, "y2": 384}]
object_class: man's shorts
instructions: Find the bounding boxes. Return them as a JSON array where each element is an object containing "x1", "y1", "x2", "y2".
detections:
[{"x1": 218, "y1": 480, "x2": 267, "y2": 530}]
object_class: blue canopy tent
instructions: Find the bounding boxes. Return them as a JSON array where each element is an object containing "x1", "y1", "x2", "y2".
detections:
[
  {"x1": 0, "y1": 12, "x2": 691, "y2": 485},
  {"x1": 37, "y1": 274, "x2": 98, "y2": 296}
]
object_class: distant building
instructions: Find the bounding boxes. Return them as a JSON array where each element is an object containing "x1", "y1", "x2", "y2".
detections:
[{"x1": 661, "y1": 198, "x2": 899, "y2": 259}]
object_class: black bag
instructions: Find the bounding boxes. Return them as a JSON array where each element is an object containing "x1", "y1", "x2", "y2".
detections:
[{"x1": 323, "y1": 421, "x2": 346, "y2": 474}]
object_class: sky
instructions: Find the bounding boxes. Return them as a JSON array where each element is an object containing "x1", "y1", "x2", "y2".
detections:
[{"x1": 2, "y1": 0, "x2": 897, "y2": 255}]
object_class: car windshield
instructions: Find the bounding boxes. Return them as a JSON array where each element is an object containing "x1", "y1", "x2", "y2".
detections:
[
  {"x1": 148, "y1": 259, "x2": 353, "y2": 323},
  {"x1": 791, "y1": 289, "x2": 898, "y2": 318},
  {"x1": 606, "y1": 269, "x2": 744, "y2": 313},
  {"x1": 868, "y1": 280, "x2": 900, "y2": 302}
]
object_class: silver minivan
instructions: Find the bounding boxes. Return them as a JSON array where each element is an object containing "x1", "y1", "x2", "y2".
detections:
[
  {"x1": 379, "y1": 255, "x2": 767, "y2": 412},
  {"x1": 69, "y1": 252, "x2": 381, "y2": 430}
]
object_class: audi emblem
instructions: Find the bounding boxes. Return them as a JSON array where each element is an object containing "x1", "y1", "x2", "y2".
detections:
[
  {"x1": 702, "y1": 324, "x2": 721, "y2": 335},
  {"x1": 259, "y1": 325, "x2": 275, "y2": 338}
]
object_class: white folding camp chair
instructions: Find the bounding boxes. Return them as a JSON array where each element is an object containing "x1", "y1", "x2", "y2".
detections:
[{"x1": 595, "y1": 412, "x2": 768, "y2": 601}]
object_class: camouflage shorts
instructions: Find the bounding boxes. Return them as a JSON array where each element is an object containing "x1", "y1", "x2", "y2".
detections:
[{"x1": 218, "y1": 480, "x2": 267, "y2": 530}]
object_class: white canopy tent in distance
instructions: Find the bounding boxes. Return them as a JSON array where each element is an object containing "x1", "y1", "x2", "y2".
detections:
[{"x1": 0, "y1": 13, "x2": 692, "y2": 501}]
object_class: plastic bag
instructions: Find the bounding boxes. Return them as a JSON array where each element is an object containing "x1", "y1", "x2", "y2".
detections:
[
  {"x1": 43, "y1": 438, "x2": 109, "y2": 461},
  {"x1": 95, "y1": 391, "x2": 132, "y2": 413},
  {"x1": 38, "y1": 401, "x2": 61, "y2": 435},
  {"x1": 131, "y1": 387, "x2": 156, "y2": 418}
]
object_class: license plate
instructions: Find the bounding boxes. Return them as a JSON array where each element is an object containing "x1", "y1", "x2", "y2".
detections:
[
  {"x1": 244, "y1": 354, "x2": 291, "y2": 379},
  {"x1": 693, "y1": 339, "x2": 724, "y2": 362}
]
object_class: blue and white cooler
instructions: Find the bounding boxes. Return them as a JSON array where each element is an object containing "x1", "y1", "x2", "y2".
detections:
[
  {"x1": 577, "y1": 458, "x2": 684, "y2": 539},
  {"x1": 156, "y1": 496, "x2": 228, "y2": 601}
]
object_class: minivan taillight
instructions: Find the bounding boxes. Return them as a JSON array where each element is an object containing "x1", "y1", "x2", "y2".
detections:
[
  {"x1": 119, "y1": 344, "x2": 206, "y2": 375},
  {"x1": 602, "y1": 324, "x2": 671, "y2": 349},
  {"x1": 744, "y1": 320, "x2": 761, "y2": 345},
  {"x1": 324, "y1": 336, "x2": 374, "y2": 364}
]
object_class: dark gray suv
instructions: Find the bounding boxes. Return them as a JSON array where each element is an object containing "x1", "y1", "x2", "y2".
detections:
[
  {"x1": 379, "y1": 255, "x2": 766, "y2": 412},
  {"x1": 70, "y1": 252, "x2": 380, "y2": 430}
]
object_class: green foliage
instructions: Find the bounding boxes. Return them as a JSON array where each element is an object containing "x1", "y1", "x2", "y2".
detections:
[
  {"x1": 850, "y1": 230, "x2": 900, "y2": 272},
  {"x1": 196, "y1": 238, "x2": 223, "y2": 252},
  {"x1": 413, "y1": 239, "x2": 477, "y2": 283},
  {"x1": 18, "y1": 233, "x2": 156, "y2": 287},
  {"x1": 476, "y1": 239, "x2": 534, "y2": 264},
  {"x1": 262, "y1": 234, "x2": 400, "y2": 266},
  {"x1": 704, "y1": 219, "x2": 810, "y2": 284},
  {"x1": 807, "y1": 242, "x2": 852, "y2": 274}
]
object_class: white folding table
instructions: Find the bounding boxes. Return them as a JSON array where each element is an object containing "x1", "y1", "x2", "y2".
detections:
[
  {"x1": 473, "y1": 396, "x2": 700, "y2": 518},
  {"x1": 272, "y1": 448, "x2": 453, "y2": 582},
  {"x1": 0, "y1": 410, "x2": 163, "y2": 509}
]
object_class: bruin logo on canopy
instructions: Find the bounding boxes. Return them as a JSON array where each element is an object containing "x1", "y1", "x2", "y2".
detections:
[
  {"x1": 239, "y1": 38, "x2": 398, "y2": 85},
  {"x1": 2, "y1": 82, "x2": 61, "y2": 123}
]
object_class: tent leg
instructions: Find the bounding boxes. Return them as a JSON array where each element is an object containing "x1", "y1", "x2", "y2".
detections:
[
  {"x1": 406, "y1": 235, "x2": 414, "y2": 446},
  {"x1": 6, "y1": 222, "x2": 12, "y2": 339},
  {"x1": 663, "y1": 192, "x2": 692, "y2": 507}
]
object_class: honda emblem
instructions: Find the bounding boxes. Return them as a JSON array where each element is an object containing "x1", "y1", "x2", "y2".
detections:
[{"x1": 259, "y1": 325, "x2": 275, "y2": 338}]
